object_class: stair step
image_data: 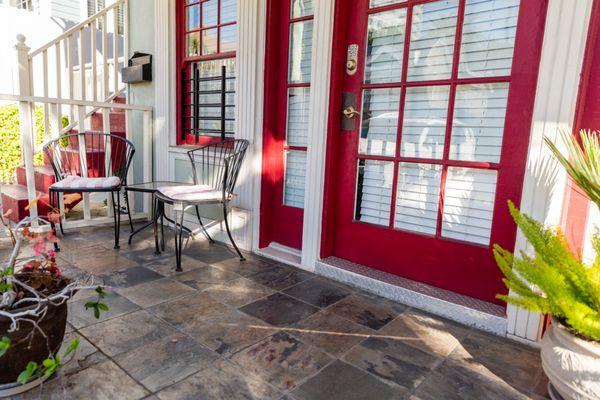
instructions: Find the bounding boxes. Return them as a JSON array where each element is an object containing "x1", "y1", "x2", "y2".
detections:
[
  {"x1": 1, "y1": 184, "x2": 51, "y2": 223},
  {"x1": 90, "y1": 110, "x2": 126, "y2": 132},
  {"x1": 16, "y1": 165, "x2": 56, "y2": 193}
]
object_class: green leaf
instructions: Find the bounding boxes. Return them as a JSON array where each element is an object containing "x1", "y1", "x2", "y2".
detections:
[
  {"x1": 97, "y1": 303, "x2": 109, "y2": 311},
  {"x1": 64, "y1": 338, "x2": 80, "y2": 357},
  {"x1": 0, "y1": 337, "x2": 10, "y2": 357}
]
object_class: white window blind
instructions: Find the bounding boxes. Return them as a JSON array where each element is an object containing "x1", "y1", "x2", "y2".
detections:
[
  {"x1": 284, "y1": 151, "x2": 308, "y2": 208},
  {"x1": 291, "y1": 0, "x2": 313, "y2": 18},
  {"x1": 401, "y1": 85, "x2": 450, "y2": 159},
  {"x1": 287, "y1": 87, "x2": 311, "y2": 147},
  {"x1": 449, "y1": 83, "x2": 509, "y2": 163},
  {"x1": 359, "y1": 88, "x2": 401, "y2": 156},
  {"x1": 458, "y1": 0, "x2": 520, "y2": 78},
  {"x1": 221, "y1": 0, "x2": 237, "y2": 23},
  {"x1": 394, "y1": 163, "x2": 442, "y2": 235},
  {"x1": 370, "y1": 0, "x2": 403, "y2": 8},
  {"x1": 441, "y1": 167, "x2": 497, "y2": 245},
  {"x1": 365, "y1": 9, "x2": 407, "y2": 84},
  {"x1": 356, "y1": 160, "x2": 394, "y2": 226},
  {"x1": 407, "y1": 0, "x2": 459, "y2": 81},
  {"x1": 289, "y1": 20, "x2": 314, "y2": 83}
]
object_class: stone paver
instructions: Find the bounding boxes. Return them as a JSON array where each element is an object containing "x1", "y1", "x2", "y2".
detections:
[{"x1": 4, "y1": 225, "x2": 549, "y2": 400}]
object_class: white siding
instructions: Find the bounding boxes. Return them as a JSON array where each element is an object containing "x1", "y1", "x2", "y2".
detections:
[{"x1": 51, "y1": 0, "x2": 82, "y2": 23}]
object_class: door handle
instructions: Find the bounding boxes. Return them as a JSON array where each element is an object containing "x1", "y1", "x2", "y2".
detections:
[{"x1": 343, "y1": 106, "x2": 360, "y2": 119}]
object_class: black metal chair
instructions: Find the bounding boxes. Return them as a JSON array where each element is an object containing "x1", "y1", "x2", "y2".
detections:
[
  {"x1": 154, "y1": 139, "x2": 249, "y2": 271},
  {"x1": 43, "y1": 132, "x2": 135, "y2": 250}
]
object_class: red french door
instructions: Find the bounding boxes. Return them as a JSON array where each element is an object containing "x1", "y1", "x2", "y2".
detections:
[
  {"x1": 323, "y1": 0, "x2": 547, "y2": 304},
  {"x1": 260, "y1": 0, "x2": 315, "y2": 250}
]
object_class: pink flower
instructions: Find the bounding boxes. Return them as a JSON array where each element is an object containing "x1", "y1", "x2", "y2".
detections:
[
  {"x1": 47, "y1": 249, "x2": 55, "y2": 258},
  {"x1": 33, "y1": 241, "x2": 47, "y2": 256}
]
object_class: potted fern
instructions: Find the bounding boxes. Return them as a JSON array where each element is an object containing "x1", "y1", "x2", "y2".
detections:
[{"x1": 494, "y1": 130, "x2": 600, "y2": 400}]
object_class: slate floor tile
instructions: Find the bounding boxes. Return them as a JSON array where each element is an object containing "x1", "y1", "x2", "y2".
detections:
[
  {"x1": 343, "y1": 335, "x2": 442, "y2": 390},
  {"x1": 247, "y1": 264, "x2": 314, "y2": 291},
  {"x1": 283, "y1": 277, "x2": 352, "y2": 308},
  {"x1": 291, "y1": 360, "x2": 409, "y2": 400},
  {"x1": 239, "y1": 293, "x2": 319, "y2": 327},
  {"x1": 156, "y1": 359, "x2": 282, "y2": 400},
  {"x1": 211, "y1": 257, "x2": 275, "y2": 277},
  {"x1": 286, "y1": 310, "x2": 375, "y2": 357},
  {"x1": 328, "y1": 293, "x2": 405, "y2": 331},
  {"x1": 230, "y1": 331, "x2": 333, "y2": 392},
  {"x1": 184, "y1": 242, "x2": 241, "y2": 265},
  {"x1": 79, "y1": 310, "x2": 177, "y2": 357},
  {"x1": 144, "y1": 254, "x2": 208, "y2": 276},
  {"x1": 174, "y1": 265, "x2": 239, "y2": 290},
  {"x1": 114, "y1": 332, "x2": 218, "y2": 392},
  {"x1": 379, "y1": 309, "x2": 470, "y2": 357},
  {"x1": 116, "y1": 277, "x2": 196, "y2": 308},
  {"x1": 182, "y1": 308, "x2": 277, "y2": 357},
  {"x1": 22, "y1": 359, "x2": 149, "y2": 400},
  {"x1": 68, "y1": 291, "x2": 140, "y2": 329},
  {"x1": 100, "y1": 266, "x2": 164, "y2": 288},
  {"x1": 59, "y1": 331, "x2": 106, "y2": 376},
  {"x1": 148, "y1": 292, "x2": 230, "y2": 330},
  {"x1": 203, "y1": 276, "x2": 275, "y2": 307},
  {"x1": 58, "y1": 244, "x2": 137, "y2": 275}
]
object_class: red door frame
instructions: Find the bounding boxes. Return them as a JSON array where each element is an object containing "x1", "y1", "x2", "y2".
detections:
[
  {"x1": 259, "y1": 0, "x2": 310, "y2": 249},
  {"x1": 320, "y1": 0, "x2": 548, "y2": 304}
]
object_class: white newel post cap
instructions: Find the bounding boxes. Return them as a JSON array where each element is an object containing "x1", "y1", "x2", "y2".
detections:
[{"x1": 15, "y1": 34, "x2": 29, "y2": 50}]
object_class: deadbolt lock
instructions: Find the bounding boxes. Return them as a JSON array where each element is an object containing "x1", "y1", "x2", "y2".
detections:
[
  {"x1": 346, "y1": 44, "x2": 358, "y2": 75},
  {"x1": 343, "y1": 106, "x2": 360, "y2": 119},
  {"x1": 346, "y1": 59, "x2": 357, "y2": 72}
]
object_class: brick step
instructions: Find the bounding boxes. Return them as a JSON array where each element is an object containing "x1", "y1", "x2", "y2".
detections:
[
  {"x1": 90, "y1": 111, "x2": 126, "y2": 133},
  {"x1": 1, "y1": 184, "x2": 52, "y2": 223},
  {"x1": 15, "y1": 165, "x2": 56, "y2": 193}
]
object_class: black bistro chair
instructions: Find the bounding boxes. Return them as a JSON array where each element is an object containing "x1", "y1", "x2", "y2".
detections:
[
  {"x1": 43, "y1": 132, "x2": 135, "y2": 250},
  {"x1": 154, "y1": 139, "x2": 249, "y2": 271}
]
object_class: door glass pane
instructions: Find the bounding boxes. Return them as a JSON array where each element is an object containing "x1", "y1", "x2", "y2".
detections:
[
  {"x1": 202, "y1": 28, "x2": 218, "y2": 55},
  {"x1": 186, "y1": 32, "x2": 200, "y2": 57},
  {"x1": 359, "y1": 88, "x2": 400, "y2": 156},
  {"x1": 288, "y1": 20, "x2": 314, "y2": 83},
  {"x1": 449, "y1": 83, "x2": 509, "y2": 163},
  {"x1": 286, "y1": 87, "x2": 311, "y2": 147},
  {"x1": 284, "y1": 151, "x2": 307, "y2": 208},
  {"x1": 401, "y1": 85, "x2": 450, "y2": 159},
  {"x1": 365, "y1": 8, "x2": 407, "y2": 84},
  {"x1": 186, "y1": 4, "x2": 199, "y2": 30},
  {"x1": 458, "y1": 0, "x2": 520, "y2": 78},
  {"x1": 291, "y1": 0, "x2": 313, "y2": 18},
  {"x1": 394, "y1": 162, "x2": 442, "y2": 235},
  {"x1": 370, "y1": 0, "x2": 405, "y2": 8},
  {"x1": 220, "y1": 25, "x2": 237, "y2": 52},
  {"x1": 202, "y1": 0, "x2": 218, "y2": 27},
  {"x1": 407, "y1": 0, "x2": 458, "y2": 81},
  {"x1": 221, "y1": 0, "x2": 237, "y2": 24},
  {"x1": 355, "y1": 160, "x2": 394, "y2": 226},
  {"x1": 442, "y1": 167, "x2": 498, "y2": 245}
]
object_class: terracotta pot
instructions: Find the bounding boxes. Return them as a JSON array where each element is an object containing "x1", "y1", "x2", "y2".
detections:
[
  {"x1": 541, "y1": 318, "x2": 600, "y2": 400},
  {"x1": 0, "y1": 301, "x2": 68, "y2": 384}
]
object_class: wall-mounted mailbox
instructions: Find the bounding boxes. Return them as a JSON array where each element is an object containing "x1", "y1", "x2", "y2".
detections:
[{"x1": 122, "y1": 52, "x2": 152, "y2": 84}]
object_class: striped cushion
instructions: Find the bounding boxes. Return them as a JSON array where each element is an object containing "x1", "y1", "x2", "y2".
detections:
[
  {"x1": 157, "y1": 184, "x2": 230, "y2": 203},
  {"x1": 51, "y1": 176, "x2": 121, "y2": 190}
]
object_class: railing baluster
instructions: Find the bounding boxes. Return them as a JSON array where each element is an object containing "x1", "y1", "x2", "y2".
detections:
[
  {"x1": 55, "y1": 41, "x2": 61, "y2": 99},
  {"x1": 91, "y1": 20, "x2": 97, "y2": 102},
  {"x1": 102, "y1": 13, "x2": 109, "y2": 100},
  {"x1": 67, "y1": 35, "x2": 74, "y2": 128},
  {"x1": 143, "y1": 110, "x2": 153, "y2": 214},
  {"x1": 78, "y1": 28, "x2": 86, "y2": 102},
  {"x1": 77, "y1": 105, "x2": 91, "y2": 221},
  {"x1": 42, "y1": 50, "x2": 49, "y2": 143},
  {"x1": 113, "y1": 7, "x2": 119, "y2": 96},
  {"x1": 103, "y1": 108, "x2": 114, "y2": 218}
]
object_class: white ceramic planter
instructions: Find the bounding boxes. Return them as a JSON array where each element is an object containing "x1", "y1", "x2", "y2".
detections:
[{"x1": 541, "y1": 319, "x2": 600, "y2": 400}]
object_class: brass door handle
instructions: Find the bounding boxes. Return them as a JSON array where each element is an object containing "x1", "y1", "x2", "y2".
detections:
[{"x1": 343, "y1": 106, "x2": 360, "y2": 119}]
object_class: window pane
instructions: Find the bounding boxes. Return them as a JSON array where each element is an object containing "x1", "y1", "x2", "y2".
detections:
[
  {"x1": 291, "y1": 0, "x2": 313, "y2": 18},
  {"x1": 288, "y1": 20, "x2": 314, "y2": 83},
  {"x1": 449, "y1": 83, "x2": 509, "y2": 163},
  {"x1": 221, "y1": 0, "x2": 237, "y2": 24},
  {"x1": 186, "y1": 32, "x2": 200, "y2": 57},
  {"x1": 287, "y1": 87, "x2": 311, "y2": 147},
  {"x1": 401, "y1": 85, "x2": 449, "y2": 159},
  {"x1": 220, "y1": 25, "x2": 237, "y2": 52},
  {"x1": 370, "y1": 0, "x2": 405, "y2": 8},
  {"x1": 365, "y1": 9, "x2": 407, "y2": 84},
  {"x1": 355, "y1": 160, "x2": 394, "y2": 226},
  {"x1": 186, "y1": 4, "x2": 199, "y2": 30},
  {"x1": 458, "y1": 0, "x2": 520, "y2": 78},
  {"x1": 407, "y1": 0, "x2": 458, "y2": 81},
  {"x1": 394, "y1": 162, "x2": 442, "y2": 235},
  {"x1": 284, "y1": 151, "x2": 307, "y2": 208},
  {"x1": 202, "y1": 28, "x2": 218, "y2": 55},
  {"x1": 202, "y1": 0, "x2": 218, "y2": 27},
  {"x1": 359, "y1": 88, "x2": 400, "y2": 157},
  {"x1": 441, "y1": 167, "x2": 498, "y2": 245}
]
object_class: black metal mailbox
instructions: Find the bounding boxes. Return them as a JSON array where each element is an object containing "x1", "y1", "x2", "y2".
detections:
[{"x1": 122, "y1": 52, "x2": 152, "y2": 83}]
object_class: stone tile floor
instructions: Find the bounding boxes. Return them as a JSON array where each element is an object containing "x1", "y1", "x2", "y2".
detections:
[{"x1": 1, "y1": 224, "x2": 550, "y2": 400}]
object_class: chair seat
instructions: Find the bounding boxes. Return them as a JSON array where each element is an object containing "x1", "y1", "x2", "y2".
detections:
[
  {"x1": 50, "y1": 176, "x2": 121, "y2": 191},
  {"x1": 157, "y1": 184, "x2": 230, "y2": 203}
]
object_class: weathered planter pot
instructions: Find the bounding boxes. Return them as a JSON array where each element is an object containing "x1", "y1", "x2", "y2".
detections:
[
  {"x1": 0, "y1": 301, "x2": 68, "y2": 385},
  {"x1": 541, "y1": 318, "x2": 600, "y2": 400}
]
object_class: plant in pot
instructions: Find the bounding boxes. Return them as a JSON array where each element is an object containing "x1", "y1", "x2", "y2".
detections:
[
  {"x1": 0, "y1": 197, "x2": 108, "y2": 396},
  {"x1": 494, "y1": 130, "x2": 600, "y2": 400}
]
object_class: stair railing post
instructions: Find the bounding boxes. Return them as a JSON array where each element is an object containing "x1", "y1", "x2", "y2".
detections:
[{"x1": 15, "y1": 34, "x2": 39, "y2": 223}]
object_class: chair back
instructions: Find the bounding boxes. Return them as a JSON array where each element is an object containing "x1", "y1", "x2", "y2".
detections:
[
  {"x1": 42, "y1": 132, "x2": 135, "y2": 184},
  {"x1": 187, "y1": 139, "x2": 249, "y2": 195}
]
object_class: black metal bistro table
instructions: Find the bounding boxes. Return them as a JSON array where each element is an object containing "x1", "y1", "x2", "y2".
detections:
[{"x1": 124, "y1": 181, "x2": 194, "y2": 248}]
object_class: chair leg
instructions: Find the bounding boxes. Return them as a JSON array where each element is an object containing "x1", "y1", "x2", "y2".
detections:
[
  {"x1": 57, "y1": 193, "x2": 64, "y2": 235},
  {"x1": 160, "y1": 203, "x2": 165, "y2": 252},
  {"x1": 195, "y1": 206, "x2": 213, "y2": 243},
  {"x1": 124, "y1": 189, "x2": 134, "y2": 232},
  {"x1": 153, "y1": 196, "x2": 161, "y2": 255},
  {"x1": 223, "y1": 202, "x2": 245, "y2": 261},
  {"x1": 49, "y1": 191, "x2": 60, "y2": 252},
  {"x1": 111, "y1": 191, "x2": 120, "y2": 249},
  {"x1": 174, "y1": 208, "x2": 185, "y2": 272}
]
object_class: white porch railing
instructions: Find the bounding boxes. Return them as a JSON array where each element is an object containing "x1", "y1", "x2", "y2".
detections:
[{"x1": 1, "y1": 0, "x2": 154, "y2": 226}]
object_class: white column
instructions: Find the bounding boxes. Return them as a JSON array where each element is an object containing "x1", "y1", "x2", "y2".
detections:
[
  {"x1": 508, "y1": 0, "x2": 593, "y2": 342},
  {"x1": 300, "y1": 0, "x2": 336, "y2": 270}
]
